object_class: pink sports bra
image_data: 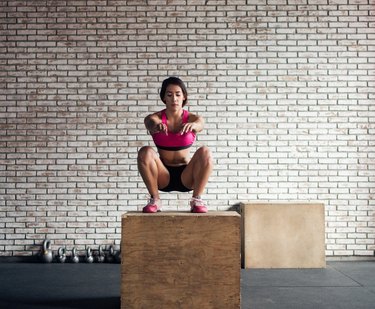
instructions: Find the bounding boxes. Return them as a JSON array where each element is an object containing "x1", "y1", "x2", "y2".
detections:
[{"x1": 151, "y1": 109, "x2": 196, "y2": 151}]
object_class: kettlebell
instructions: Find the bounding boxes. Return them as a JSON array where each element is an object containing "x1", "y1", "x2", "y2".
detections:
[
  {"x1": 40, "y1": 239, "x2": 53, "y2": 263},
  {"x1": 85, "y1": 247, "x2": 94, "y2": 263},
  {"x1": 115, "y1": 248, "x2": 121, "y2": 264},
  {"x1": 96, "y1": 245, "x2": 105, "y2": 263},
  {"x1": 71, "y1": 247, "x2": 79, "y2": 263},
  {"x1": 106, "y1": 245, "x2": 115, "y2": 263},
  {"x1": 57, "y1": 247, "x2": 66, "y2": 263}
]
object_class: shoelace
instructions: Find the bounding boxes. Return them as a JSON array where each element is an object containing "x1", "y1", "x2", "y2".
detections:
[
  {"x1": 190, "y1": 197, "x2": 206, "y2": 207},
  {"x1": 145, "y1": 195, "x2": 161, "y2": 206}
]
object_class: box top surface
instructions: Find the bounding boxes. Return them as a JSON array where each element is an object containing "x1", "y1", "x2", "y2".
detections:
[
  {"x1": 241, "y1": 202, "x2": 324, "y2": 207},
  {"x1": 122, "y1": 211, "x2": 240, "y2": 218}
]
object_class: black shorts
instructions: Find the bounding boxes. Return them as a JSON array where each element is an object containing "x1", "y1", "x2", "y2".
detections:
[{"x1": 159, "y1": 164, "x2": 192, "y2": 192}]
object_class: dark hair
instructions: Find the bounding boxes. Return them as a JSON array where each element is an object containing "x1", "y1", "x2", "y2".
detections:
[{"x1": 160, "y1": 77, "x2": 188, "y2": 106}]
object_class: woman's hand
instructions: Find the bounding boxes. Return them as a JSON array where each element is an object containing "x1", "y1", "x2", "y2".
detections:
[
  {"x1": 145, "y1": 113, "x2": 168, "y2": 135},
  {"x1": 149, "y1": 122, "x2": 168, "y2": 135},
  {"x1": 180, "y1": 122, "x2": 196, "y2": 134}
]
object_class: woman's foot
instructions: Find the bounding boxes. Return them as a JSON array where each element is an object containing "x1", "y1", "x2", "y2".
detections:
[
  {"x1": 190, "y1": 196, "x2": 208, "y2": 213},
  {"x1": 143, "y1": 197, "x2": 162, "y2": 213}
]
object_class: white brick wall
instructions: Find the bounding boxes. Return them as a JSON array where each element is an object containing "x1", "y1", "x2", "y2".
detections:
[{"x1": 0, "y1": 0, "x2": 374, "y2": 257}]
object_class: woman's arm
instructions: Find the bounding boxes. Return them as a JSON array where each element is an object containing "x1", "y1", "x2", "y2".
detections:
[
  {"x1": 144, "y1": 112, "x2": 168, "y2": 135},
  {"x1": 181, "y1": 113, "x2": 204, "y2": 134}
]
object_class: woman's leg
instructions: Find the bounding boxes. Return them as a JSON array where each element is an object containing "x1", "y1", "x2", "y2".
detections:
[
  {"x1": 137, "y1": 146, "x2": 169, "y2": 199},
  {"x1": 181, "y1": 146, "x2": 213, "y2": 198}
]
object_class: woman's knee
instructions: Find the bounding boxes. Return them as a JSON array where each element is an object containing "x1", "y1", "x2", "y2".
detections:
[
  {"x1": 137, "y1": 146, "x2": 156, "y2": 164},
  {"x1": 196, "y1": 146, "x2": 213, "y2": 167}
]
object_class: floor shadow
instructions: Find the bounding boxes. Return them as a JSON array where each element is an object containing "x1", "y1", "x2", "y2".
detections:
[{"x1": 24, "y1": 297, "x2": 120, "y2": 309}]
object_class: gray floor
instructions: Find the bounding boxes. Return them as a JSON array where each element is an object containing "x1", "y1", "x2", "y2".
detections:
[{"x1": 0, "y1": 261, "x2": 374, "y2": 308}]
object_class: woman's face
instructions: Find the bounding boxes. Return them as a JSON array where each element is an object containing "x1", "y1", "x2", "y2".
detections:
[{"x1": 163, "y1": 84, "x2": 186, "y2": 111}]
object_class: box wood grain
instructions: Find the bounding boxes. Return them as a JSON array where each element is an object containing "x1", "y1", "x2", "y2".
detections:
[
  {"x1": 241, "y1": 203, "x2": 326, "y2": 269},
  {"x1": 121, "y1": 211, "x2": 241, "y2": 309}
]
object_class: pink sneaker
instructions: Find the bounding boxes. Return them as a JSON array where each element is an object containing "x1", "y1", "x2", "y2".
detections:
[
  {"x1": 142, "y1": 197, "x2": 161, "y2": 213},
  {"x1": 190, "y1": 197, "x2": 208, "y2": 213}
]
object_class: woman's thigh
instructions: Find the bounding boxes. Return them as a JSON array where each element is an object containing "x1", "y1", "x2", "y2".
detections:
[
  {"x1": 154, "y1": 155, "x2": 170, "y2": 190},
  {"x1": 180, "y1": 148, "x2": 204, "y2": 189},
  {"x1": 139, "y1": 146, "x2": 170, "y2": 189}
]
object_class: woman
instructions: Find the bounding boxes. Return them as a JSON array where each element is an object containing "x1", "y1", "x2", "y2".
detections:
[{"x1": 137, "y1": 77, "x2": 213, "y2": 213}]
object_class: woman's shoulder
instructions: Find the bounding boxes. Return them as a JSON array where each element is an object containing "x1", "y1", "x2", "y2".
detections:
[
  {"x1": 187, "y1": 110, "x2": 202, "y2": 121},
  {"x1": 146, "y1": 109, "x2": 164, "y2": 120}
]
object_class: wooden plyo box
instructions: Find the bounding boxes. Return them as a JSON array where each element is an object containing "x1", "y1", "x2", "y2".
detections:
[
  {"x1": 241, "y1": 203, "x2": 326, "y2": 269},
  {"x1": 121, "y1": 211, "x2": 241, "y2": 309}
]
